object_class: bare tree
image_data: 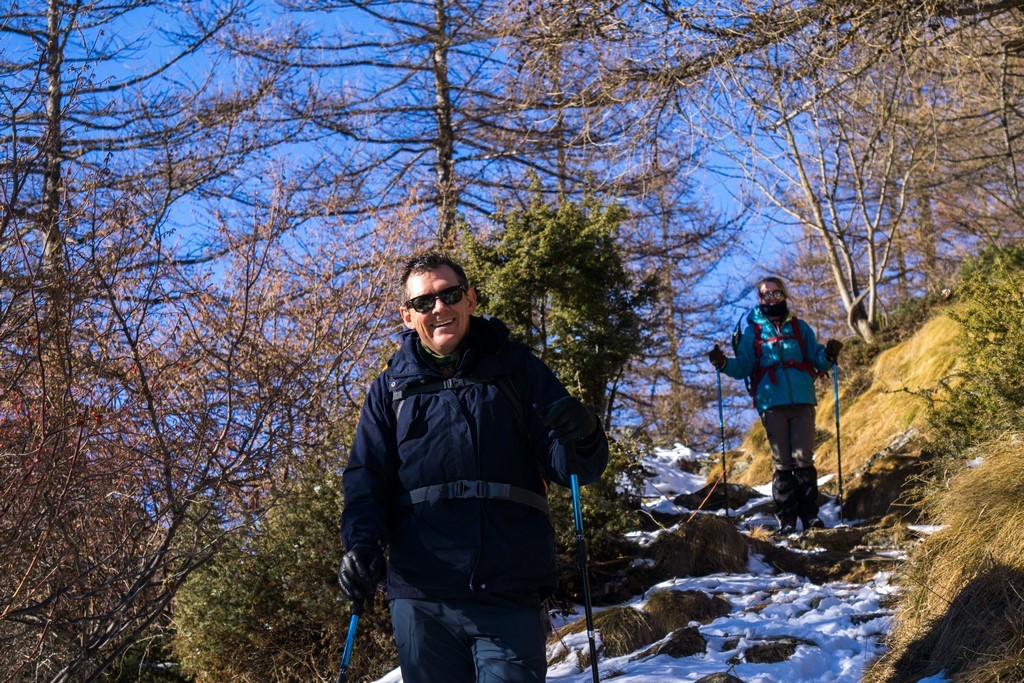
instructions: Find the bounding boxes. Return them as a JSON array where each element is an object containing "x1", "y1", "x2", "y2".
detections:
[
  {"x1": 602, "y1": 0, "x2": 1024, "y2": 339},
  {"x1": 233, "y1": 0, "x2": 510, "y2": 244},
  {"x1": 236, "y1": 0, "x2": 714, "y2": 247},
  {"x1": 0, "y1": 0, "x2": 354, "y2": 677},
  {"x1": 704, "y1": 41, "x2": 936, "y2": 340},
  {"x1": 0, "y1": 177, "x2": 409, "y2": 678}
]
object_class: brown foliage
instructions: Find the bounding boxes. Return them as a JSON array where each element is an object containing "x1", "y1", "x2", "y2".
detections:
[{"x1": 0, "y1": 199, "x2": 413, "y2": 679}]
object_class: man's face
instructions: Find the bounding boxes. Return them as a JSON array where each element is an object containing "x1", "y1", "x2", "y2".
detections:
[{"x1": 400, "y1": 265, "x2": 477, "y2": 356}]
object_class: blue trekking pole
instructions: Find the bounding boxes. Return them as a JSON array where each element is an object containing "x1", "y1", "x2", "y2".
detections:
[
  {"x1": 716, "y1": 369, "x2": 730, "y2": 517},
  {"x1": 832, "y1": 363, "x2": 844, "y2": 524},
  {"x1": 336, "y1": 600, "x2": 363, "y2": 683},
  {"x1": 570, "y1": 474, "x2": 600, "y2": 683}
]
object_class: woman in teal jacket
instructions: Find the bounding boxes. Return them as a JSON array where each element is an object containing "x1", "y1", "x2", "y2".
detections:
[{"x1": 709, "y1": 277, "x2": 842, "y2": 534}]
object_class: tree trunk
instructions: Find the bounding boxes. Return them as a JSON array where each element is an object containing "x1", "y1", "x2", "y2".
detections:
[{"x1": 432, "y1": 0, "x2": 457, "y2": 246}]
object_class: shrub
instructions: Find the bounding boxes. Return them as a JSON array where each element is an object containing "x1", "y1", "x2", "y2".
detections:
[
  {"x1": 864, "y1": 439, "x2": 1024, "y2": 683},
  {"x1": 172, "y1": 461, "x2": 398, "y2": 682},
  {"x1": 870, "y1": 245, "x2": 1024, "y2": 683},
  {"x1": 929, "y1": 247, "x2": 1024, "y2": 464},
  {"x1": 461, "y1": 190, "x2": 661, "y2": 419},
  {"x1": 550, "y1": 431, "x2": 649, "y2": 562}
]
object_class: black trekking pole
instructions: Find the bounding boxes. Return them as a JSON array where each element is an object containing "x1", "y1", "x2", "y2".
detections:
[
  {"x1": 570, "y1": 473, "x2": 600, "y2": 683},
  {"x1": 336, "y1": 600, "x2": 364, "y2": 683},
  {"x1": 716, "y1": 369, "x2": 730, "y2": 517},
  {"x1": 832, "y1": 363, "x2": 844, "y2": 524}
]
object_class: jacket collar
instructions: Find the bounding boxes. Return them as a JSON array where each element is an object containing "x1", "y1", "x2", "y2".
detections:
[
  {"x1": 388, "y1": 315, "x2": 514, "y2": 382},
  {"x1": 749, "y1": 306, "x2": 793, "y2": 329}
]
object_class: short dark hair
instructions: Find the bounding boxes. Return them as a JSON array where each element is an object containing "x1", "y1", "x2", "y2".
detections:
[{"x1": 400, "y1": 252, "x2": 470, "y2": 296}]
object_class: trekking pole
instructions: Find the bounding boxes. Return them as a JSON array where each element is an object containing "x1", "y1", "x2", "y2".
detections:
[
  {"x1": 570, "y1": 473, "x2": 600, "y2": 683},
  {"x1": 832, "y1": 363, "x2": 844, "y2": 524},
  {"x1": 716, "y1": 369, "x2": 730, "y2": 517},
  {"x1": 336, "y1": 600, "x2": 364, "y2": 683}
]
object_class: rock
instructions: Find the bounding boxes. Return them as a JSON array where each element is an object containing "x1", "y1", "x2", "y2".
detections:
[
  {"x1": 736, "y1": 635, "x2": 818, "y2": 664},
  {"x1": 633, "y1": 626, "x2": 706, "y2": 659},
  {"x1": 693, "y1": 673, "x2": 746, "y2": 683},
  {"x1": 647, "y1": 514, "x2": 748, "y2": 581}
]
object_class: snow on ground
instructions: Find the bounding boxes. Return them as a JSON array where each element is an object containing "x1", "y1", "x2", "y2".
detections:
[{"x1": 374, "y1": 443, "x2": 900, "y2": 683}]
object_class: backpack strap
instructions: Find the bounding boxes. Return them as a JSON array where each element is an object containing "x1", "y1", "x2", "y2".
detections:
[
  {"x1": 748, "y1": 317, "x2": 820, "y2": 397},
  {"x1": 391, "y1": 375, "x2": 530, "y2": 442},
  {"x1": 494, "y1": 374, "x2": 531, "y2": 447},
  {"x1": 392, "y1": 376, "x2": 492, "y2": 423},
  {"x1": 398, "y1": 479, "x2": 550, "y2": 517},
  {"x1": 390, "y1": 372, "x2": 548, "y2": 512},
  {"x1": 748, "y1": 322, "x2": 767, "y2": 396},
  {"x1": 788, "y1": 317, "x2": 822, "y2": 378},
  {"x1": 392, "y1": 376, "x2": 491, "y2": 401}
]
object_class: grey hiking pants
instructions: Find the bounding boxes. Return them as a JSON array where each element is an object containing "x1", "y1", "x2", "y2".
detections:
[
  {"x1": 760, "y1": 403, "x2": 816, "y2": 470},
  {"x1": 761, "y1": 404, "x2": 819, "y2": 521}
]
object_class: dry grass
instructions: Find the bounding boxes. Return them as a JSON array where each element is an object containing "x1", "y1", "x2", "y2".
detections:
[
  {"x1": 745, "y1": 524, "x2": 776, "y2": 543},
  {"x1": 642, "y1": 589, "x2": 730, "y2": 634},
  {"x1": 648, "y1": 513, "x2": 748, "y2": 578},
  {"x1": 732, "y1": 315, "x2": 961, "y2": 488},
  {"x1": 550, "y1": 589, "x2": 731, "y2": 667},
  {"x1": 815, "y1": 315, "x2": 960, "y2": 474},
  {"x1": 864, "y1": 436, "x2": 1024, "y2": 683},
  {"x1": 551, "y1": 605, "x2": 657, "y2": 660}
]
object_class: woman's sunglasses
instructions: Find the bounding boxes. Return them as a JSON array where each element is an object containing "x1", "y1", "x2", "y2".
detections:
[
  {"x1": 404, "y1": 285, "x2": 467, "y2": 313},
  {"x1": 759, "y1": 290, "x2": 786, "y2": 301}
]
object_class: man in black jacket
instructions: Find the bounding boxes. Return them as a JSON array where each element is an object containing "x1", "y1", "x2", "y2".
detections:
[{"x1": 339, "y1": 252, "x2": 608, "y2": 682}]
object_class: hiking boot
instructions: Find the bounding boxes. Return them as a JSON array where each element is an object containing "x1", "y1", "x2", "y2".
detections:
[
  {"x1": 802, "y1": 516, "x2": 825, "y2": 530},
  {"x1": 776, "y1": 515, "x2": 798, "y2": 536}
]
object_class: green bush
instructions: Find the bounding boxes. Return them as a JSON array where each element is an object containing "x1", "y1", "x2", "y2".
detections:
[
  {"x1": 172, "y1": 461, "x2": 398, "y2": 683},
  {"x1": 100, "y1": 636, "x2": 186, "y2": 682},
  {"x1": 460, "y1": 192, "x2": 660, "y2": 608},
  {"x1": 929, "y1": 246, "x2": 1024, "y2": 464},
  {"x1": 549, "y1": 431, "x2": 649, "y2": 560},
  {"x1": 548, "y1": 431, "x2": 649, "y2": 610}
]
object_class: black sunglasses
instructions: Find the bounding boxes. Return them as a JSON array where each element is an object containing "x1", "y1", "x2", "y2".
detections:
[{"x1": 404, "y1": 285, "x2": 467, "y2": 313}]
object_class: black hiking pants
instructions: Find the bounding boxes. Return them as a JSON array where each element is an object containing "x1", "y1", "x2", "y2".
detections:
[{"x1": 390, "y1": 592, "x2": 546, "y2": 683}]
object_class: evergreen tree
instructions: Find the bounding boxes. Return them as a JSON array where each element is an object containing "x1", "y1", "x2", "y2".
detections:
[
  {"x1": 461, "y1": 192, "x2": 657, "y2": 576},
  {"x1": 462, "y1": 192, "x2": 661, "y2": 420}
]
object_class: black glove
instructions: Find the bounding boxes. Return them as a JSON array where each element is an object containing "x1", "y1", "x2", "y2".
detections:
[
  {"x1": 538, "y1": 396, "x2": 598, "y2": 446},
  {"x1": 708, "y1": 344, "x2": 726, "y2": 369},
  {"x1": 825, "y1": 339, "x2": 843, "y2": 363},
  {"x1": 338, "y1": 544, "x2": 385, "y2": 607}
]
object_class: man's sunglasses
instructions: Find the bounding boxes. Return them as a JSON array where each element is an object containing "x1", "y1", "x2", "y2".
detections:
[
  {"x1": 759, "y1": 290, "x2": 786, "y2": 301},
  {"x1": 404, "y1": 285, "x2": 467, "y2": 313}
]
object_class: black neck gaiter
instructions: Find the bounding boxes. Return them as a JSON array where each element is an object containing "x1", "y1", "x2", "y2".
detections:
[{"x1": 759, "y1": 301, "x2": 789, "y2": 319}]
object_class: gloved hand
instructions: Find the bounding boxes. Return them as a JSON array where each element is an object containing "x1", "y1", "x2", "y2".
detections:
[
  {"x1": 338, "y1": 544, "x2": 385, "y2": 607},
  {"x1": 825, "y1": 339, "x2": 843, "y2": 363},
  {"x1": 538, "y1": 396, "x2": 598, "y2": 446},
  {"x1": 708, "y1": 345, "x2": 726, "y2": 369}
]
